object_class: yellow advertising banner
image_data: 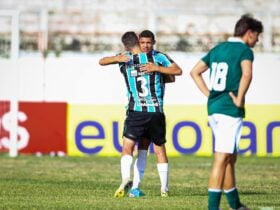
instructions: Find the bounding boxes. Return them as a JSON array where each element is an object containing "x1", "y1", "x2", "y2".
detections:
[{"x1": 67, "y1": 105, "x2": 280, "y2": 157}]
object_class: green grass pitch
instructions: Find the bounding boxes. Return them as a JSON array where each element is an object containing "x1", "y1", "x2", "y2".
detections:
[{"x1": 0, "y1": 155, "x2": 279, "y2": 209}]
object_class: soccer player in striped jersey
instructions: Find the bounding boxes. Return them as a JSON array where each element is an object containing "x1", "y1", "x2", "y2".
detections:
[
  {"x1": 190, "y1": 14, "x2": 263, "y2": 210},
  {"x1": 99, "y1": 31, "x2": 182, "y2": 198},
  {"x1": 131, "y1": 30, "x2": 182, "y2": 198}
]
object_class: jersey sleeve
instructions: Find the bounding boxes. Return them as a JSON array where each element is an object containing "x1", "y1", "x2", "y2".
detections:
[
  {"x1": 162, "y1": 53, "x2": 174, "y2": 64},
  {"x1": 155, "y1": 53, "x2": 174, "y2": 67},
  {"x1": 201, "y1": 52, "x2": 210, "y2": 66},
  {"x1": 241, "y1": 48, "x2": 254, "y2": 62}
]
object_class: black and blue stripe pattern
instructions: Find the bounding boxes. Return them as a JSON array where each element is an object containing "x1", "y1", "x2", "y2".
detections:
[{"x1": 119, "y1": 50, "x2": 173, "y2": 113}]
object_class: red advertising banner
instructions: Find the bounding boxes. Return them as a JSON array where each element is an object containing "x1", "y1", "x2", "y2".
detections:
[
  {"x1": 0, "y1": 101, "x2": 10, "y2": 153},
  {"x1": 0, "y1": 101, "x2": 67, "y2": 155}
]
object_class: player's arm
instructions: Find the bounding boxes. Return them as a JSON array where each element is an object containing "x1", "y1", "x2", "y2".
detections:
[
  {"x1": 162, "y1": 63, "x2": 182, "y2": 83},
  {"x1": 190, "y1": 60, "x2": 210, "y2": 97},
  {"x1": 141, "y1": 62, "x2": 182, "y2": 77},
  {"x1": 163, "y1": 74, "x2": 175, "y2": 83},
  {"x1": 99, "y1": 53, "x2": 130, "y2": 66},
  {"x1": 229, "y1": 60, "x2": 253, "y2": 108}
]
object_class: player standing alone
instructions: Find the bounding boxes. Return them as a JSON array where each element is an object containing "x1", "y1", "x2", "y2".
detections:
[{"x1": 190, "y1": 14, "x2": 263, "y2": 210}]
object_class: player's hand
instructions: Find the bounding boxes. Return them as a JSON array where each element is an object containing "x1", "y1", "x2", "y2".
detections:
[
  {"x1": 117, "y1": 54, "x2": 130, "y2": 63},
  {"x1": 141, "y1": 62, "x2": 158, "y2": 73},
  {"x1": 229, "y1": 92, "x2": 244, "y2": 108}
]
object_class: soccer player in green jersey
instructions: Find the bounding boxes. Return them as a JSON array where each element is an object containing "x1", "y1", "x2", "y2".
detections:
[{"x1": 190, "y1": 14, "x2": 263, "y2": 210}]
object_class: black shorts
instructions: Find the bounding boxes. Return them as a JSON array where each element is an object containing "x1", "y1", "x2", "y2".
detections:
[{"x1": 123, "y1": 111, "x2": 166, "y2": 146}]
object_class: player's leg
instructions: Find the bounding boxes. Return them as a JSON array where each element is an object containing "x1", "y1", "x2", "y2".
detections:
[
  {"x1": 223, "y1": 157, "x2": 242, "y2": 210},
  {"x1": 207, "y1": 114, "x2": 243, "y2": 209},
  {"x1": 223, "y1": 153, "x2": 239, "y2": 207},
  {"x1": 122, "y1": 111, "x2": 148, "y2": 198},
  {"x1": 121, "y1": 136, "x2": 136, "y2": 181},
  {"x1": 207, "y1": 114, "x2": 223, "y2": 209},
  {"x1": 208, "y1": 152, "x2": 230, "y2": 210},
  {"x1": 222, "y1": 117, "x2": 248, "y2": 210},
  {"x1": 115, "y1": 110, "x2": 144, "y2": 198},
  {"x1": 132, "y1": 138, "x2": 150, "y2": 190},
  {"x1": 153, "y1": 143, "x2": 169, "y2": 197},
  {"x1": 223, "y1": 153, "x2": 237, "y2": 190},
  {"x1": 223, "y1": 155, "x2": 249, "y2": 210},
  {"x1": 130, "y1": 150, "x2": 147, "y2": 197},
  {"x1": 149, "y1": 112, "x2": 169, "y2": 196},
  {"x1": 114, "y1": 136, "x2": 135, "y2": 198}
]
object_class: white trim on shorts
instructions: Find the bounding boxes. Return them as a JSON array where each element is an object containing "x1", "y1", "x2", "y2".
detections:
[{"x1": 208, "y1": 113, "x2": 243, "y2": 154}]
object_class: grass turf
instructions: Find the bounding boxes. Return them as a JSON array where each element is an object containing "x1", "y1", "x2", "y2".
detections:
[{"x1": 0, "y1": 155, "x2": 279, "y2": 210}]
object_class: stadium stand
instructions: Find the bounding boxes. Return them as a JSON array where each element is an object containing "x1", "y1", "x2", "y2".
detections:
[{"x1": 0, "y1": 0, "x2": 280, "y2": 56}]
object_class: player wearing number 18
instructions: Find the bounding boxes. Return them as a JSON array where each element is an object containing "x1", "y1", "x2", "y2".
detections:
[{"x1": 190, "y1": 14, "x2": 263, "y2": 210}]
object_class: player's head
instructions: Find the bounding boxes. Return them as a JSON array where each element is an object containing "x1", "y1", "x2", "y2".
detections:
[
  {"x1": 121, "y1": 31, "x2": 139, "y2": 51},
  {"x1": 139, "y1": 30, "x2": 156, "y2": 53},
  {"x1": 234, "y1": 14, "x2": 263, "y2": 47}
]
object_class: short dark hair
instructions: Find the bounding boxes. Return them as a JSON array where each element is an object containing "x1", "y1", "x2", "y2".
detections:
[
  {"x1": 234, "y1": 14, "x2": 263, "y2": 37},
  {"x1": 121, "y1": 31, "x2": 139, "y2": 50},
  {"x1": 139, "y1": 30, "x2": 155, "y2": 41}
]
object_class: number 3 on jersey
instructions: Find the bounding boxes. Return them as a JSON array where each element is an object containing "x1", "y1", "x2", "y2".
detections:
[
  {"x1": 137, "y1": 77, "x2": 149, "y2": 97},
  {"x1": 209, "y1": 62, "x2": 228, "y2": 91}
]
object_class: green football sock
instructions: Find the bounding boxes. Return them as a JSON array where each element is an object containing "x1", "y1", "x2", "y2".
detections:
[
  {"x1": 208, "y1": 190, "x2": 222, "y2": 210},
  {"x1": 224, "y1": 188, "x2": 242, "y2": 209}
]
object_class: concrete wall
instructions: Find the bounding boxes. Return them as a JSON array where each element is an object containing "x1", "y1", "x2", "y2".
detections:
[{"x1": 0, "y1": 52, "x2": 280, "y2": 104}]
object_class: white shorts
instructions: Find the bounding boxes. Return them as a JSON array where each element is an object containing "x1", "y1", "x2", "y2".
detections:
[{"x1": 208, "y1": 114, "x2": 243, "y2": 154}]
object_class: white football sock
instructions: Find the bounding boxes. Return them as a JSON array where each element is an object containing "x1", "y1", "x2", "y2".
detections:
[
  {"x1": 157, "y1": 163, "x2": 168, "y2": 192},
  {"x1": 120, "y1": 154, "x2": 133, "y2": 183},
  {"x1": 132, "y1": 150, "x2": 148, "y2": 189}
]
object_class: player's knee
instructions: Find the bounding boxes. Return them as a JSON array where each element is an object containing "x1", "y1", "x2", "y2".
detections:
[
  {"x1": 122, "y1": 139, "x2": 136, "y2": 156},
  {"x1": 154, "y1": 150, "x2": 168, "y2": 163},
  {"x1": 215, "y1": 153, "x2": 231, "y2": 165},
  {"x1": 229, "y1": 154, "x2": 237, "y2": 164},
  {"x1": 122, "y1": 147, "x2": 133, "y2": 156}
]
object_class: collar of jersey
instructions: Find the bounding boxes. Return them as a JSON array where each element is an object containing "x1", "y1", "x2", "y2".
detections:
[{"x1": 227, "y1": 37, "x2": 244, "y2": 43}]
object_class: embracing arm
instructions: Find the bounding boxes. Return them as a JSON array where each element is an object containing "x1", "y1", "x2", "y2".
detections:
[
  {"x1": 190, "y1": 60, "x2": 210, "y2": 97},
  {"x1": 142, "y1": 62, "x2": 182, "y2": 75},
  {"x1": 99, "y1": 54, "x2": 130, "y2": 66},
  {"x1": 163, "y1": 63, "x2": 182, "y2": 83},
  {"x1": 141, "y1": 62, "x2": 182, "y2": 83},
  {"x1": 229, "y1": 60, "x2": 253, "y2": 108}
]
